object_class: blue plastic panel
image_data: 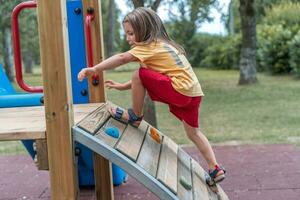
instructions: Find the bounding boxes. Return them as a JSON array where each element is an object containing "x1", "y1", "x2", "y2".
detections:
[{"x1": 67, "y1": 0, "x2": 89, "y2": 104}]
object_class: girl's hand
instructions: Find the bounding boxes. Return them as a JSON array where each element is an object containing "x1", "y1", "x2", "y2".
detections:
[
  {"x1": 105, "y1": 80, "x2": 127, "y2": 90},
  {"x1": 77, "y1": 68, "x2": 96, "y2": 81}
]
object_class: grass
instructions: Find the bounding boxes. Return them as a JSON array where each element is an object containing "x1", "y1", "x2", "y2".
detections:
[{"x1": 2, "y1": 66, "x2": 299, "y2": 154}]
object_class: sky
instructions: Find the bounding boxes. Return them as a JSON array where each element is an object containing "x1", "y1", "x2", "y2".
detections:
[{"x1": 115, "y1": 0, "x2": 231, "y2": 35}]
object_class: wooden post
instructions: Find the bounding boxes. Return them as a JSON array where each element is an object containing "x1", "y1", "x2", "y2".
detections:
[
  {"x1": 82, "y1": 1, "x2": 114, "y2": 199},
  {"x1": 36, "y1": 0, "x2": 78, "y2": 199}
]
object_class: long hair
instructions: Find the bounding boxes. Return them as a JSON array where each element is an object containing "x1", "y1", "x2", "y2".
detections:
[{"x1": 123, "y1": 7, "x2": 186, "y2": 54}]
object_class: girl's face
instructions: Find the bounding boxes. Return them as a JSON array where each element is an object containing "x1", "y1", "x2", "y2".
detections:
[{"x1": 123, "y1": 22, "x2": 136, "y2": 46}]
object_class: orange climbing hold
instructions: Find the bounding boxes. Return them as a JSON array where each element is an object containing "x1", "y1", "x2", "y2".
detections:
[{"x1": 150, "y1": 127, "x2": 161, "y2": 143}]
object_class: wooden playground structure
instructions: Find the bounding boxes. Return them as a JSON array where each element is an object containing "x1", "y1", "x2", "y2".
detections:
[{"x1": 0, "y1": 1, "x2": 229, "y2": 199}]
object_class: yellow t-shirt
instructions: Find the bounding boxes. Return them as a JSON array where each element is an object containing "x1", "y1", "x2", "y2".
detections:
[{"x1": 128, "y1": 41, "x2": 204, "y2": 97}]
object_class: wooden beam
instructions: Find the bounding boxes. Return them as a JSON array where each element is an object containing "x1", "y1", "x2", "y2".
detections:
[
  {"x1": 36, "y1": 0, "x2": 78, "y2": 199},
  {"x1": 82, "y1": 1, "x2": 113, "y2": 199}
]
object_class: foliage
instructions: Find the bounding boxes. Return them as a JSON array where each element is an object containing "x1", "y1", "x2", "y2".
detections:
[
  {"x1": 101, "y1": 0, "x2": 121, "y2": 57},
  {"x1": 187, "y1": 33, "x2": 220, "y2": 67},
  {"x1": 256, "y1": 2, "x2": 300, "y2": 74},
  {"x1": 257, "y1": 25, "x2": 292, "y2": 74},
  {"x1": 200, "y1": 34, "x2": 241, "y2": 69},
  {"x1": 163, "y1": 0, "x2": 218, "y2": 66},
  {"x1": 19, "y1": 9, "x2": 40, "y2": 65},
  {"x1": 224, "y1": 0, "x2": 299, "y2": 34},
  {"x1": 0, "y1": 0, "x2": 23, "y2": 65},
  {"x1": 262, "y1": 2, "x2": 300, "y2": 33},
  {"x1": 288, "y1": 30, "x2": 300, "y2": 78}
]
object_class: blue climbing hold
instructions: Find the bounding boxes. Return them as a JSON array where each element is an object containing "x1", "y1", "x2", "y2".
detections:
[{"x1": 105, "y1": 127, "x2": 120, "y2": 138}]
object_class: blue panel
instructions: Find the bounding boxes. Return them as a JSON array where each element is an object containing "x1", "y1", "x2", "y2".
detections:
[
  {"x1": 0, "y1": 65, "x2": 16, "y2": 95},
  {"x1": 67, "y1": 0, "x2": 89, "y2": 104}
]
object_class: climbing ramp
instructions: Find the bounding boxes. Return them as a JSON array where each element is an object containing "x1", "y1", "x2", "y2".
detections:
[{"x1": 72, "y1": 102, "x2": 229, "y2": 200}]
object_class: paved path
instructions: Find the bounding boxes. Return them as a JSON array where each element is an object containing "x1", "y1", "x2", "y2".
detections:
[{"x1": 0, "y1": 144, "x2": 300, "y2": 200}]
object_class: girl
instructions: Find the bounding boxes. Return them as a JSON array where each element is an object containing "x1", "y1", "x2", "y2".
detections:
[{"x1": 78, "y1": 7, "x2": 225, "y2": 184}]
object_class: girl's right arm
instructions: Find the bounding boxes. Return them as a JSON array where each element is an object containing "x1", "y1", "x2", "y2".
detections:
[
  {"x1": 78, "y1": 52, "x2": 137, "y2": 81},
  {"x1": 105, "y1": 80, "x2": 132, "y2": 90}
]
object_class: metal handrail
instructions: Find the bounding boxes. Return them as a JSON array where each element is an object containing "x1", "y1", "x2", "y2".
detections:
[
  {"x1": 85, "y1": 8, "x2": 99, "y2": 84},
  {"x1": 12, "y1": 1, "x2": 43, "y2": 93}
]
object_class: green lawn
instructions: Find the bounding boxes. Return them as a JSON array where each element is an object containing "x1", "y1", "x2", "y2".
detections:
[{"x1": 1, "y1": 67, "x2": 299, "y2": 154}]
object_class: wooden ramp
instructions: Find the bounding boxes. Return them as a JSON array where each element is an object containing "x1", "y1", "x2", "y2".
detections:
[{"x1": 73, "y1": 102, "x2": 229, "y2": 200}]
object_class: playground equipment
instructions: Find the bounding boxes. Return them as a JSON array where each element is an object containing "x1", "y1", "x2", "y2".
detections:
[
  {"x1": 2, "y1": 0, "x2": 126, "y2": 186},
  {"x1": 0, "y1": 0, "x2": 228, "y2": 199}
]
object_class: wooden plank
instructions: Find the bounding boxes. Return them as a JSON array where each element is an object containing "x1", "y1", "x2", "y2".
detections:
[
  {"x1": 82, "y1": 0, "x2": 110, "y2": 198},
  {"x1": 177, "y1": 148, "x2": 193, "y2": 200},
  {"x1": 136, "y1": 125, "x2": 162, "y2": 177},
  {"x1": 73, "y1": 127, "x2": 179, "y2": 200},
  {"x1": 0, "y1": 103, "x2": 101, "y2": 141},
  {"x1": 95, "y1": 117, "x2": 126, "y2": 147},
  {"x1": 36, "y1": 0, "x2": 78, "y2": 198},
  {"x1": 115, "y1": 121, "x2": 148, "y2": 161},
  {"x1": 82, "y1": 0, "x2": 105, "y2": 103},
  {"x1": 77, "y1": 103, "x2": 110, "y2": 134},
  {"x1": 93, "y1": 152, "x2": 114, "y2": 199},
  {"x1": 157, "y1": 136, "x2": 178, "y2": 194},
  {"x1": 191, "y1": 159, "x2": 209, "y2": 200},
  {"x1": 35, "y1": 139, "x2": 49, "y2": 170}
]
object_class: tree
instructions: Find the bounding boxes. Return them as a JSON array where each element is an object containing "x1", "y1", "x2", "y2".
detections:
[
  {"x1": 165, "y1": 0, "x2": 217, "y2": 66},
  {"x1": 238, "y1": 0, "x2": 257, "y2": 85},
  {"x1": 107, "y1": 0, "x2": 116, "y2": 57},
  {"x1": 132, "y1": 0, "x2": 161, "y2": 11},
  {"x1": 102, "y1": 0, "x2": 121, "y2": 57},
  {"x1": 0, "y1": 0, "x2": 23, "y2": 81}
]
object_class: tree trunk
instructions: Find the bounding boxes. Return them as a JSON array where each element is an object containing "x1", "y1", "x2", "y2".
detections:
[
  {"x1": 24, "y1": 51, "x2": 33, "y2": 74},
  {"x1": 132, "y1": 0, "x2": 144, "y2": 8},
  {"x1": 229, "y1": 0, "x2": 234, "y2": 35},
  {"x1": 107, "y1": 0, "x2": 115, "y2": 57},
  {"x1": 238, "y1": 0, "x2": 257, "y2": 85},
  {"x1": 143, "y1": 92, "x2": 157, "y2": 127},
  {"x1": 2, "y1": 28, "x2": 14, "y2": 82}
]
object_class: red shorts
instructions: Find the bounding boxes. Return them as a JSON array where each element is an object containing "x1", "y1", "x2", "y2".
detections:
[{"x1": 139, "y1": 67, "x2": 202, "y2": 128}]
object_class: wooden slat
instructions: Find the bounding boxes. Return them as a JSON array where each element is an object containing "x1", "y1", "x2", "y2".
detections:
[
  {"x1": 0, "y1": 103, "x2": 101, "y2": 141},
  {"x1": 177, "y1": 148, "x2": 193, "y2": 200},
  {"x1": 191, "y1": 159, "x2": 209, "y2": 200},
  {"x1": 77, "y1": 103, "x2": 110, "y2": 134},
  {"x1": 136, "y1": 125, "x2": 162, "y2": 177},
  {"x1": 94, "y1": 117, "x2": 126, "y2": 147},
  {"x1": 157, "y1": 136, "x2": 178, "y2": 194},
  {"x1": 115, "y1": 121, "x2": 148, "y2": 161}
]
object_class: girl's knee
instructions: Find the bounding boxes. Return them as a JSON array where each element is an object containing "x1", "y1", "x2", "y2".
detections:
[{"x1": 185, "y1": 128, "x2": 198, "y2": 140}]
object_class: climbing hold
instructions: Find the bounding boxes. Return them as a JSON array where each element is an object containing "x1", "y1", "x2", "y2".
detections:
[
  {"x1": 150, "y1": 127, "x2": 161, "y2": 143},
  {"x1": 179, "y1": 176, "x2": 192, "y2": 190},
  {"x1": 105, "y1": 127, "x2": 120, "y2": 138}
]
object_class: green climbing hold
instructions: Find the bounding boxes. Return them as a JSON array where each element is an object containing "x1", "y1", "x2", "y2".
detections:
[{"x1": 179, "y1": 176, "x2": 192, "y2": 190}]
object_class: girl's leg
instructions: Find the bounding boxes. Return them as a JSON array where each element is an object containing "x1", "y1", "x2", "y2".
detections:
[
  {"x1": 182, "y1": 121, "x2": 222, "y2": 174},
  {"x1": 110, "y1": 70, "x2": 145, "y2": 125},
  {"x1": 131, "y1": 70, "x2": 145, "y2": 116}
]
